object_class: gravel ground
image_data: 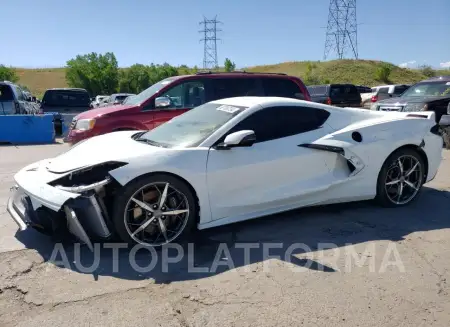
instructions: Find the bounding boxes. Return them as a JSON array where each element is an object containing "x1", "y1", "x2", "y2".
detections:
[{"x1": 0, "y1": 143, "x2": 449, "y2": 327}]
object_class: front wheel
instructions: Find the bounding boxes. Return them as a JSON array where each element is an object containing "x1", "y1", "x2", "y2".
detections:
[
  {"x1": 112, "y1": 174, "x2": 198, "y2": 247},
  {"x1": 375, "y1": 148, "x2": 425, "y2": 207}
]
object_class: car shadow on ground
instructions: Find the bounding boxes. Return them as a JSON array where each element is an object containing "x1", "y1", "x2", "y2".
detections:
[{"x1": 14, "y1": 186, "x2": 450, "y2": 283}]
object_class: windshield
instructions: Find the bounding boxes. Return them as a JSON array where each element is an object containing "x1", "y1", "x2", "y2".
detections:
[
  {"x1": 137, "y1": 102, "x2": 248, "y2": 148},
  {"x1": 401, "y1": 81, "x2": 450, "y2": 97},
  {"x1": 122, "y1": 77, "x2": 180, "y2": 105}
]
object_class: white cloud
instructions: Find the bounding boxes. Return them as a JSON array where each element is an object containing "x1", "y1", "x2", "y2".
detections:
[
  {"x1": 399, "y1": 60, "x2": 416, "y2": 68},
  {"x1": 440, "y1": 61, "x2": 450, "y2": 68}
]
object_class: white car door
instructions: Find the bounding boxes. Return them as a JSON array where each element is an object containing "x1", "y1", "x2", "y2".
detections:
[{"x1": 206, "y1": 104, "x2": 338, "y2": 221}]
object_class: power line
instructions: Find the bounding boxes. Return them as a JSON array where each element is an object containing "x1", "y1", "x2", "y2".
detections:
[
  {"x1": 199, "y1": 16, "x2": 222, "y2": 70},
  {"x1": 324, "y1": 0, "x2": 358, "y2": 60}
]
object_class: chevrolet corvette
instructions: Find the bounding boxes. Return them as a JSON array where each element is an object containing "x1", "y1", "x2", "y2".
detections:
[{"x1": 7, "y1": 97, "x2": 443, "y2": 250}]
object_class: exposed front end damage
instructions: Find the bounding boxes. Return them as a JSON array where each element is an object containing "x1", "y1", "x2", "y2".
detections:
[{"x1": 7, "y1": 160, "x2": 127, "y2": 251}]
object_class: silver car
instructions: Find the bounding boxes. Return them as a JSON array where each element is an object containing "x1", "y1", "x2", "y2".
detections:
[{"x1": 0, "y1": 81, "x2": 36, "y2": 115}]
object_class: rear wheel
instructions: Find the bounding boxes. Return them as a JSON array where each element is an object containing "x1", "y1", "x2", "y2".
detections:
[
  {"x1": 112, "y1": 174, "x2": 198, "y2": 247},
  {"x1": 375, "y1": 148, "x2": 425, "y2": 207}
]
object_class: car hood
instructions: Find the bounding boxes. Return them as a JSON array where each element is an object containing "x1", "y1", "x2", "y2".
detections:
[
  {"x1": 74, "y1": 104, "x2": 137, "y2": 120},
  {"x1": 378, "y1": 96, "x2": 449, "y2": 105},
  {"x1": 45, "y1": 131, "x2": 165, "y2": 173}
]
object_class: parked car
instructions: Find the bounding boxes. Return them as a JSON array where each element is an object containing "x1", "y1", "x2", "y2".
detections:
[
  {"x1": 356, "y1": 85, "x2": 372, "y2": 94},
  {"x1": 439, "y1": 102, "x2": 450, "y2": 148},
  {"x1": 371, "y1": 76, "x2": 450, "y2": 124},
  {"x1": 65, "y1": 72, "x2": 311, "y2": 144},
  {"x1": 7, "y1": 96, "x2": 443, "y2": 249},
  {"x1": 0, "y1": 81, "x2": 37, "y2": 115},
  {"x1": 362, "y1": 84, "x2": 410, "y2": 109},
  {"x1": 307, "y1": 84, "x2": 362, "y2": 108},
  {"x1": 99, "y1": 93, "x2": 135, "y2": 107},
  {"x1": 40, "y1": 88, "x2": 92, "y2": 135},
  {"x1": 91, "y1": 95, "x2": 109, "y2": 108}
]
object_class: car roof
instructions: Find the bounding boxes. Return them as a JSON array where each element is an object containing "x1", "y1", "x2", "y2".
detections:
[
  {"x1": 45, "y1": 88, "x2": 88, "y2": 92},
  {"x1": 0, "y1": 81, "x2": 16, "y2": 86},
  {"x1": 420, "y1": 75, "x2": 450, "y2": 82},
  {"x1": 193, "y1": 71, "x2": 288, "y2": 77},
  {"x1": 211, "y1": 96, "x2": 309, "y2": 108}
]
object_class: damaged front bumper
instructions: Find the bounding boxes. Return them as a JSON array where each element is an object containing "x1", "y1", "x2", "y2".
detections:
[{"x1": 7, "y1": 160, "x2": 115, "y2": 251}]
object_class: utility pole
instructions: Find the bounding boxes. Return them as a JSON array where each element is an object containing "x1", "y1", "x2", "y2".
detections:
[
  {"x1": 324, "y1": 0, "x2": 358, "y2": 60},
  {"x1": 199, "y1": 16, "x2": 222, "y2": 70}
]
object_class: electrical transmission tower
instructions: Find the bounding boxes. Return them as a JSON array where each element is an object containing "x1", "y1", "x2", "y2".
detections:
[
  {"x1": 199, "y1": 16, "x2": 222, "y2": 69},
  {"x1": 324, "y1": 0, "x2": 358, "y2": 60}
]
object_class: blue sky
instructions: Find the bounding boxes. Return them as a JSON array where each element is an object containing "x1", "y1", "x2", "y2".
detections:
[{"x1": 2, "y1": 0, "x2": 449, "y2": 69}]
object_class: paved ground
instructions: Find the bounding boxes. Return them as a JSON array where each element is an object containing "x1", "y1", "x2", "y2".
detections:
[{"x1": 0, "y1": 143, "x2": 450, "y2": 327}]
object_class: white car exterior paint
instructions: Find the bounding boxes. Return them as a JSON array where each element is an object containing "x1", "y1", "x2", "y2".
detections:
[{"x1": 9, "y1": 97, "x2": 443, "y2": 234}]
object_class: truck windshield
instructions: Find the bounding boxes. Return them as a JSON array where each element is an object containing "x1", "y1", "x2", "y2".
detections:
[{"x1": 122, "y1": 77, "x2": 181, "y2": 105}]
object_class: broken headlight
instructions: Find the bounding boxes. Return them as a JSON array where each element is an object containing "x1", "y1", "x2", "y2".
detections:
[{"x1": 49, "y1": 161, "x2": 128, "y2": 188}]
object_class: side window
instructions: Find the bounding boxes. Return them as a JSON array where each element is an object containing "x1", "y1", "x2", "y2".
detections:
[
  {"x1": 378, "y1": 87, "x2": 389, "y2": 94},
  {"x1": 345, "y1": 85, "x2": 359, "y2": 96},
  {"x1": 211, "y1": 78, "x2": 262, "y2": 100},
  {"x1": 158, "y1": 80, "x2": 206, "y2": 109},
  {"x1": 262, "y1": 78, "x2": 304, "y2": 99},
  {"x1": 0, "y1": 85, "x2": 14, "y2": 101},
  {"x1": 14, "y1": 86, "x2": 25, "y2": 101},
  {"x1": 228, "y1": 106, "x2": 330, "y2": 143},
  {"x1": 393, "y1": 86, "x2": 408, "y2": 95},
  {"x1": 330, "y1": 86, "x2": 342, "y2": 97}
]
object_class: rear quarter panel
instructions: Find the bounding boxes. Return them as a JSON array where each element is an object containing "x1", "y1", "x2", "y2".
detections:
[{"x1": 320, "y1": 115, "x2": 436, "y2": 195}]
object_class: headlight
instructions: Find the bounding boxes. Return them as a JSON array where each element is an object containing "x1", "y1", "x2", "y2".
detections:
[
  {"x1": 404, "y1": 103, "x2": 428, "y2": 112},
  {"x1": 75, "y1": 118, "x2": 96, "y2": 131}
]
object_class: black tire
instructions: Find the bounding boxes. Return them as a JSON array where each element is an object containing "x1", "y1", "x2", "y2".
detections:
[
  {"x1": 112, "y1": 174, "x2": 198, "y2": 247},
  {"x1": 375, "y1": 148, "x2": 425, "y2": 207}
]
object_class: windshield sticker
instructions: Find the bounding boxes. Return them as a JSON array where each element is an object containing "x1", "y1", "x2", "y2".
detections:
[{"x1": 216, "y1": 105, "x2": 241, "y2": 113}]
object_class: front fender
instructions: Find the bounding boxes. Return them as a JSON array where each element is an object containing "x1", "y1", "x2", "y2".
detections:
[{"x1": 108, "y1": 150, "x2": 213, "y2": 224}]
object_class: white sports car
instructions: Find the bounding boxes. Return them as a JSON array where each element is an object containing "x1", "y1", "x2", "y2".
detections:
[{"x1": 7, "y1": 97, "x2": 443, "y2": 250}]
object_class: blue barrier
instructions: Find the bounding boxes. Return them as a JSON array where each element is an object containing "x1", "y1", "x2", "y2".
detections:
[
  {"x1": 0, "y1": 114, "x2": 55, "y2": 145},
  {"x1": 60, "y1": 113, "x2": 77, "y2": 137}
]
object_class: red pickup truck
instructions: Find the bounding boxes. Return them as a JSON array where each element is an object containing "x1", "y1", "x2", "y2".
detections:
[{"x1": 65, "y1": 71, "x2": 310, "y2": 144}]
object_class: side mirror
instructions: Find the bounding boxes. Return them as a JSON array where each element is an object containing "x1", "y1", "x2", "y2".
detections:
[
  {"x1": 216, "y1": 130, "x2": 256, "y2": 150},
  {"x1": 155, "y1": 96, "x2": 171, "y2": 108}
]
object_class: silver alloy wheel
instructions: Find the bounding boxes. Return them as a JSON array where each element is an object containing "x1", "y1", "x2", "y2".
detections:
[
  {"x1": 384, "y1": 155, "x2": 423, "y2": 205},
  {"x1": 123, "y1": 182, "x2": 190, "y2": 246}
]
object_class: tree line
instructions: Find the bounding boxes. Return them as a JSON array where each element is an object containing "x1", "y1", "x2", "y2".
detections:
[
  {"x1": 0, "y1": 53, "x2": 236, "y2": 97},
  {"x1": 64, "y1": 52, "x2": 236, "y2": 96}
]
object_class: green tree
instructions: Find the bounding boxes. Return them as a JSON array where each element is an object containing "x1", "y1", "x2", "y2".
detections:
[
  {"x1": 0, "y1": 65, "x2": 19, "y2": 83},
  {"x1": 65, "y1": 52, "x2": 119, "y2": 95},
  {"x1": 418, "y1": 65, "x2": 436, "y2": 78},
  {"x1": 374, "y1": 63, "x2": 392, "y2": 83},
  {"x1": 118, "y1": 64, "x2": 151, "y2": 94},
  {"x1": 303, "y1": 62, "x2": 322, "y2": 85},
  {"x1": 18, "y1": 84, "x2": 30, "y2": 92},
  {"x1": 224, "y1": 58, "x2": 236, "y2": 72}
]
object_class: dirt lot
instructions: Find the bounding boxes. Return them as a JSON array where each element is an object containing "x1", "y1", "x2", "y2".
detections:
[{"x1": 1, "y1": 143, "x2": 450, "y2": 327}]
